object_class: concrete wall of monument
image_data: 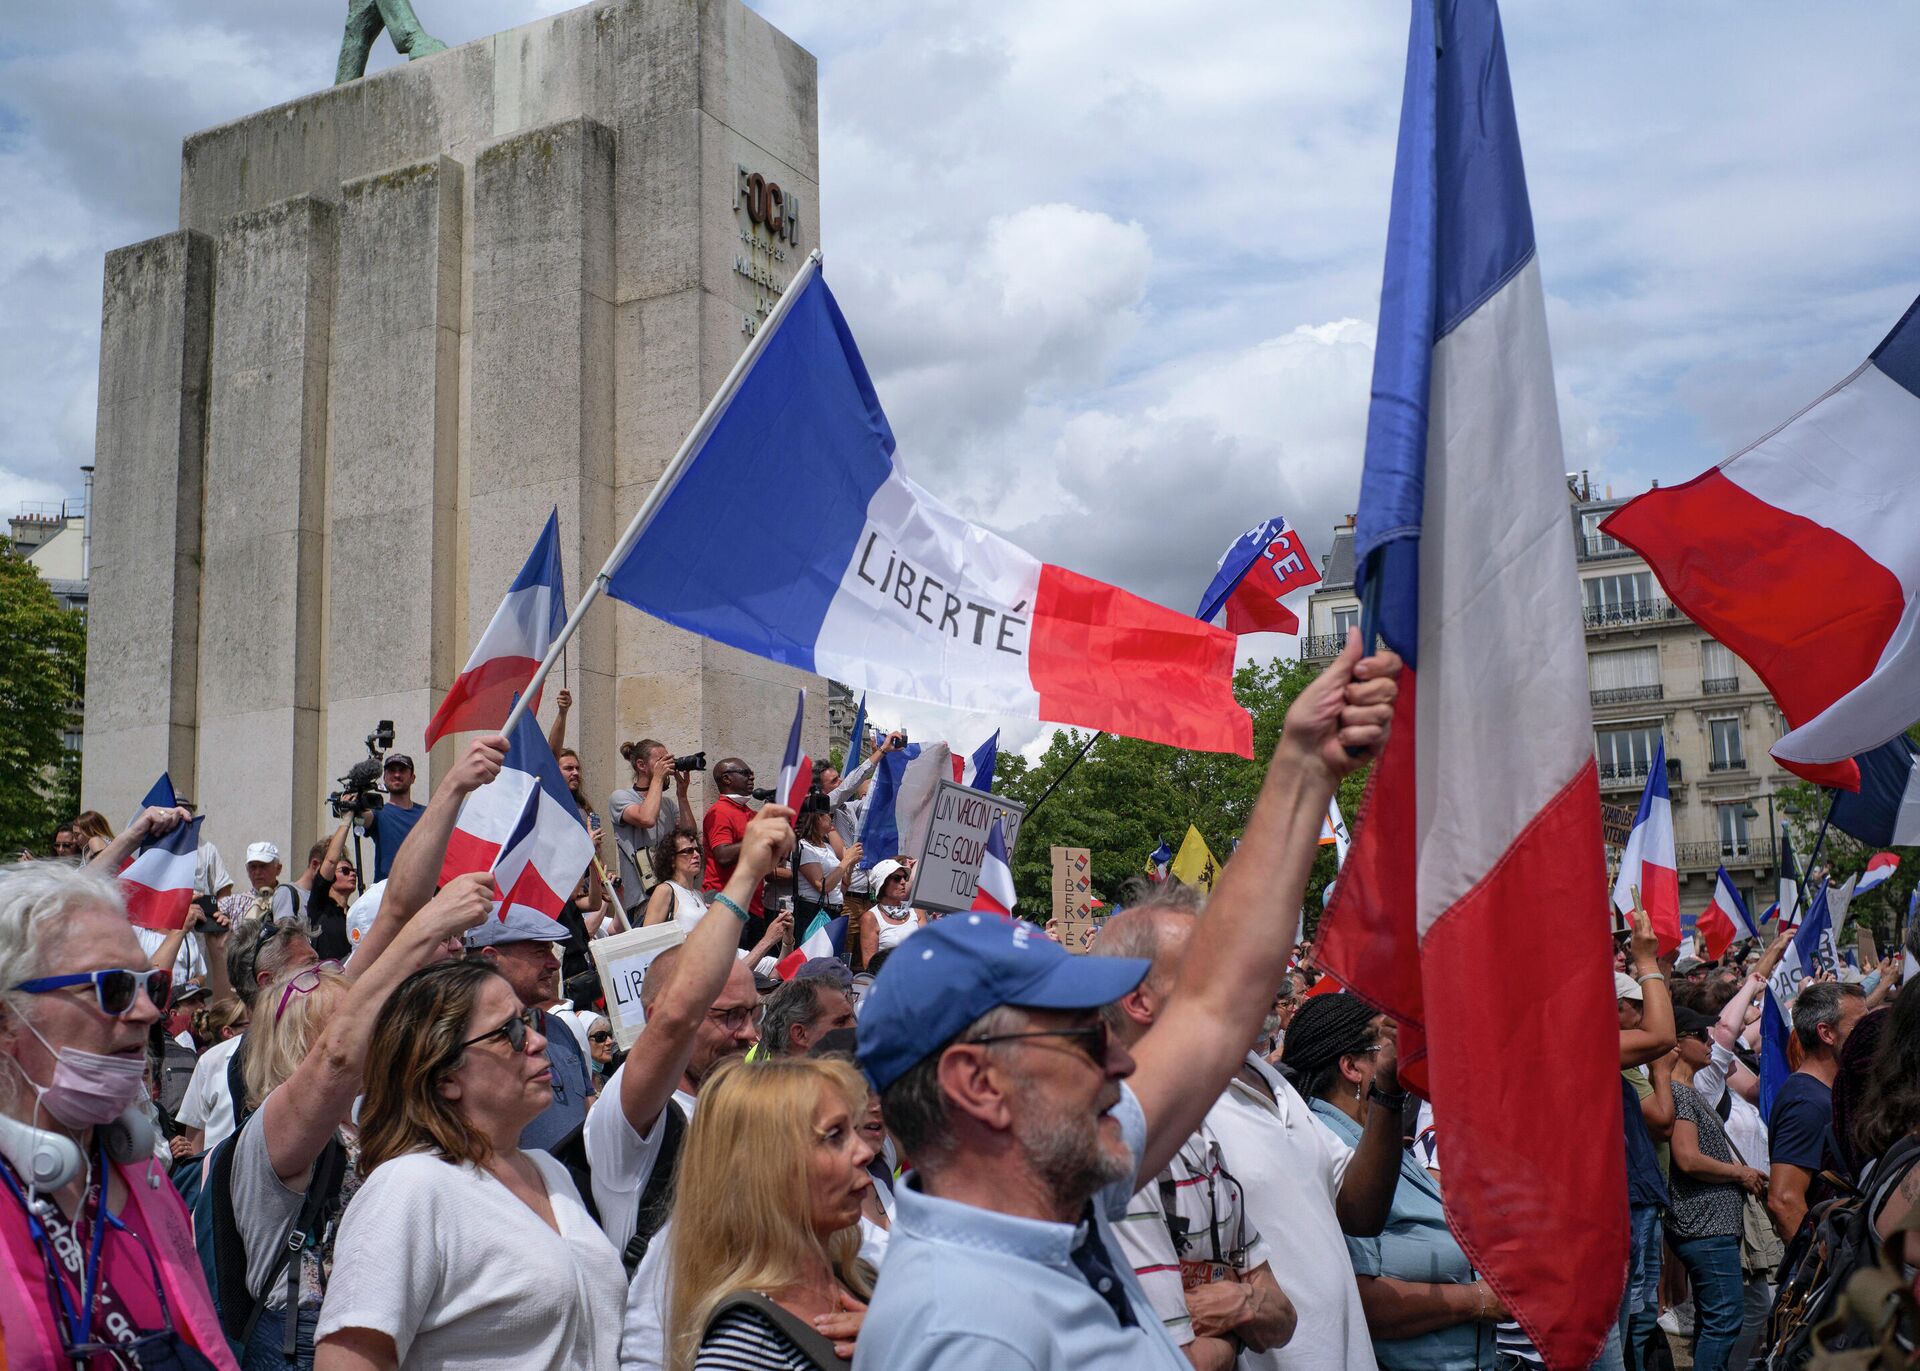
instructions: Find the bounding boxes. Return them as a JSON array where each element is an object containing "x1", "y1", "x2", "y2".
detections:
[{"x1": 83, "y1": 0, "x2": 826, "y2": 858}]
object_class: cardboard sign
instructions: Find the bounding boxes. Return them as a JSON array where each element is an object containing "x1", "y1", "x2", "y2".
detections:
[
  {"x1": 1051, "y1": 846, "x2": 1098, "y2": 953},
  {"x1": 909, "y1": 780, "x2": 1029, "y2": 914},
  {"x1": 590, "y1": 919, "x2": 690, "y2": 1049}
]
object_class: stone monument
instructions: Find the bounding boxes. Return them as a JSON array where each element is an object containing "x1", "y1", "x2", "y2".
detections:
[{"x1": 82, "y1": 0, "x2": 825, "y2": 859}]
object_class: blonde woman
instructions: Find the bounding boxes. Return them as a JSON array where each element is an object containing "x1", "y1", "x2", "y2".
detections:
[
  {"x1": 70, "y1": 810, "x2": 115, "y2": 860},
  {"x1": 219, "y1": 875, "x2": 494, "y2": 1368},
  {"x1": 667, "y1": 1056, "x2": 875, "y2": 1370},
  {"x1": 315, "y1": 959, "x2": 622, "y2": 1371}
]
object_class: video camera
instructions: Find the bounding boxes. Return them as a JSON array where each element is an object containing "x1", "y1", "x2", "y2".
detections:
[
  {"x1": 674, "y1": 752, "x2": 707, "y2": 773},
  {"x1": 327, "y1": 719, "x2": 395, "y2": 819}
]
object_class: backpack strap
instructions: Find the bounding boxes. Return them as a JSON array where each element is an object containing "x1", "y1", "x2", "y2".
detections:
[
  {"x1": 701, "y1": 1290, "x2": 850, "y2": 1371},
  {"x1": 214, "y1": 1133, "x2": 347, "y2": 1353},
  {"x1": 623, "y1": 1101, "x2": 686, "y2": 1276}
]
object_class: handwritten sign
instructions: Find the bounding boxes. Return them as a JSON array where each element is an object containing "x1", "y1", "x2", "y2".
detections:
[
  {"x1": 909, "y1": 780, "x2": 1028, "y2": 914},
  {"x1": 1051, "y1": 847, "x2": 1097, "y2": 954},
  {"x1": 590, "y1": 920, "x2": 690, "y2": 1049}
]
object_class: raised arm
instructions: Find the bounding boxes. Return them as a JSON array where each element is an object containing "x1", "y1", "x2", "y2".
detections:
[
  {"x1": 617, "y1": 807, "x2": 796, "y2": 1136},
  {"x1": 355, "y1": 734, "x2": 506, "y2": 974},
  {"x1": 1131, "y1": 631, "x2": 1399, "y2": 1178},
  {"x1": 261, "y1": 874, "x2": 494, "y2": 1186},
  {"x1": 1619, "y1": 905, "x2": 1674, "y2": 1067},
  {"x1": 317, "y1": 816, "x2": 352, "y2": 886},
  {"x1": 547, "y1": 687, "x2": 572, "y2": 759},
  {"x1": 86, "y1": 806, "x2": 192, "y2": 878}
]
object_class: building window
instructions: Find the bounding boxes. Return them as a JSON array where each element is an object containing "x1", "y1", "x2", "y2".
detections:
[
  {"x1": 1702, "y1": 640, "x2": 1739, "y2": 694},
  {"x1": 1332, "y1": 606, "x2": 1359, "y2": 638},
  {"x1": 1595, "y1": 724, "x2": 1662, "y2": 783},
  {"x1": 1589, "y1": 646, "x2": 1661, "y2": 705},
  {"x1": 1583, "y1": 571, "x2": 1655, "y2": 626},
  {"x1": 1581, "y1": 512, "x2": 1624, "y2": 555},
  {"x1": 1717, "y1": 804, "x2": 1751, "y2": 857},
  {"x1": 1708, "y1": 717, "x2": 1744, "y2": 771}
]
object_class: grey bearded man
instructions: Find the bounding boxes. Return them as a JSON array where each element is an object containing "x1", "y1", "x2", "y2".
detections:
[{"x1": 336, "y1": 0, "x2": 448, "y2": 84}]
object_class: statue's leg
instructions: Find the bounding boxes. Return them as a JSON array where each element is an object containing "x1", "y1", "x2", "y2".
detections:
[
  {"x1": 375, "y1": 0, "x2": 448, "y2": 58},
  {"x1": 335, "y1": 0, "x2": 383, "y2": 84}
]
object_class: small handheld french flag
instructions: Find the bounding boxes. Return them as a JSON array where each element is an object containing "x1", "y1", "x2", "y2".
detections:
[
  {"x1": 1611, "y1": 741, "x2": 1680, "y2": 954},
  {"x1": 777, "y1": 688, "x2": 813, "y2": 814},
  {"x1": 120, "y1": 816, "x2": 206, "y2": 931},
  {"x1": 425, "y1": 510, "x2": 567, "y2": 748},
  {"x1": 440, "y1": 707, "x2": 593, "y2": 921},
  {"x1": 1858, "y1": 851, "x2": 1901, "y2": 895},
  {"x1": 1696, "y1": 866, "x2": 1758, "y2": 961},
  {"x1": 970, "y1": 818, "x2": 1016, "y2": 917}
]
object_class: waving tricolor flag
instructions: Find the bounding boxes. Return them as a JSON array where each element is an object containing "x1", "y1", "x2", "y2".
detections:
[
  {"x1": 425, "y1": 510, "x2": 567, "y2": 748},
  {"x1": 1697, "y1": 866, "x2": 1759, "y2": 962},
  {"x1": 1603, "y1": 298, "x2": 1920, "y2": 788},
  {"x1": 1613, "y1": 741, "x2": 1681, "y2": 955},
  {"x1": 959, "y1": 731, "x2": 999, "y2": 792},
  {"x1": 776, "y1": 913, "x2": 849, "y2": 979},
  {"x1": 1313, "y1": 4, "x2": 1624, "y2": 1365},
  {"x1": 858, "y1": 741, "x2": 953, "y2": 865},
  {"x1": 440, "y1": 708, "x2": 593, "y2": 921},
  {"x1": 600, "y1": 266, "x2": 1250, "y2": 757},
  {"x1": 1195, "y1": 516, "x2": 1322, "y2": 636},
  {"x1": 775, "y1": 688, "x2": 814, "y2": 814},
  {"x1": 1859, "y1": 851, "x2": 1901, "y2": 895},
  {"x1": 129, "y1": 773, "x2": 177, "y2": 827},
  {"x1": 1831, "y1": 737, "x2": 1920, "y2": 848},
  {"x1": 1144, "y1": 840, "x2": 1173, "y2": 883},
  {"x1": 119, "y1": 816, "x2": 206, "y2": 931},
  {"x1": 970, "y1": 818, "x2": 1017, "y2": 917}
]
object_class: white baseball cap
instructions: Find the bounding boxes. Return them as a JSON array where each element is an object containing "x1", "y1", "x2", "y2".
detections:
[
  {"x1": 245, "y1": 842, "x2": 281, "y2": 865},
  {"x1": 346, "y1": 880, "x2": 387, "y2": 948}
]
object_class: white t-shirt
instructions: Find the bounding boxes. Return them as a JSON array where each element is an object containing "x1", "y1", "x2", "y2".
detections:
[
  {"x1": 796, "y1": 841, "x2": 844, "y2": 907},
  {"x1": 316, "y1": 1150, "x2": 622, "y2": 1370},
  {"x1": 176, "y1": 1034, "x2": 243, "y2": 1149},
  {"x1": 134, "y1": 925, "x2": 209, "y2": 988},
  {"x1": 1204, "y1": 1054, "x2": 1378, "y2": 1371}
]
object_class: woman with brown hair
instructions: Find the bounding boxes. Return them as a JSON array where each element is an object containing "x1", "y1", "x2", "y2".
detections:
[
  {"x1": 643, "y1": 829, "x2": 709, "y2": 927},
  {"x1": 667, "y1": 1056, "x2": 875, "y2": 1370},
  {"x1": 69, "y1": 810, "x2": 115, "y2": 861},
  {"x1": 313, "y1": 958, "x2": 622, "y2": 1371}
]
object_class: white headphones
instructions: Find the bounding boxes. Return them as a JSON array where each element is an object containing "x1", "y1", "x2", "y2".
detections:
[{"x1": 0, "y1": 1107, "x2": 156, "y2": 1194}]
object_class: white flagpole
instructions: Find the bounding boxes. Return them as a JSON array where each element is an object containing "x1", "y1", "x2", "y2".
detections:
[{"x1": 499, "y1": 249, "x2": 824, "y2": 738}]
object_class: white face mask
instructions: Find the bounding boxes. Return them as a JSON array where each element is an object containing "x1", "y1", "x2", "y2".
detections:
[{"x1": 16, "y1": 1017, "x2": 149, "y2": 1128}]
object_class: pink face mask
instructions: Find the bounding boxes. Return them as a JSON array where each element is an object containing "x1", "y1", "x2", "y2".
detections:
[{"x1": 18, "y1": 1018, "x2": 149, "y2": 1127}]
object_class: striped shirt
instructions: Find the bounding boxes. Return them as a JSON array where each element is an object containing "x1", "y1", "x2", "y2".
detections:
[
  {"x1": 693, "y1": 1304, "x2": 818, "y2": 1370},
  {"x1": 1113, "y1": 1123, "x2": 1270, "y2": 1347}
]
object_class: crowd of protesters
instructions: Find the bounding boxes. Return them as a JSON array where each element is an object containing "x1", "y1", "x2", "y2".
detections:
[{"x1": 5, "y1": 641, "x2": 1919, "y2": 1371}]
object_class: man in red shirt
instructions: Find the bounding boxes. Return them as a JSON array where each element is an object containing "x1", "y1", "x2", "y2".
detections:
[{"x1": 702, "y1": 756, "x2": 789, "y2": 946}]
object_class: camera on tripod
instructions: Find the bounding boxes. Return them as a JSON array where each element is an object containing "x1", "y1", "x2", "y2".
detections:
[{"x1": 327, "y1": 719, "x2": 396, "y2": 819}]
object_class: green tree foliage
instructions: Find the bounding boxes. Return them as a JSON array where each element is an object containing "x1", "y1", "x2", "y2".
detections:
[
  {"x1": 0, "y1": 540, "x2": 86, "y2": 853},
  {"x1": 995, "y1": 658, "x2": 1367, "y2": 938}
]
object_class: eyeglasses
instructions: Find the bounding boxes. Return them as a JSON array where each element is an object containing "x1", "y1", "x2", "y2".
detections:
[
  {"x1": 462, "y1": 1005, "x2": 545, "y2": 1054},
  {"x1": 588, "y1": 1030, "x2": 614, "y2": 1044},
  {"x1": 336, "y1": 863, "x2": 355, "y2": 875},
  {"x1": 675, "y1": 846, "x2": 702, "y2": 859},
  {"x1": 273, "y1": 961, "x2": 343, "y2": 1022},
  {"x1": 967, "y1": 1019, "x2": 1112, "y2": 1066},
  {"x1": 717, "y1": 767, "x2": 754, "y2": 780},
  {"x1": 13, "y1": 968, "x2": 172, "y2": 1016},
  {"x1": 706, "y1": 1004, "x2": 761, "y2": 1033}
]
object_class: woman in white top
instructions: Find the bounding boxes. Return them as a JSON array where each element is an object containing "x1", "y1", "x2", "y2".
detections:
[
  {"x1": 314, "y1": 959, "x2": 623, "y2": 1371},
  {"x1": 859, "y1": 859, "x2": 927, "y2": 964},
  {"x1": 795, "y1": 805, "x2": 861, "y2": 926},
  {"x1": 642, "y1": 830, "x2": 709, "y2": 927}
]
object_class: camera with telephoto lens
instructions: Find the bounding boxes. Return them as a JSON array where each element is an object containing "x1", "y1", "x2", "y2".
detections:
[
  {"x1": 326, "y1": 719, "x2": 395, "y2": 819},
  {"x1": 674, "y1": 752, "x2": 707, "y2": 773}
]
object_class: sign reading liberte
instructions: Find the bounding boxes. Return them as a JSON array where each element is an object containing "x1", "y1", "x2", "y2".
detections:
[
  {"x1": 1051, "y1": 846, "x2": 1098, "y2": 953},
  {"x1": 592, "y1": 920, "x2": 689, "y2": 1049},
  {"x1": 910, "y1": 780, "x2": 1028, "y2": 914}
]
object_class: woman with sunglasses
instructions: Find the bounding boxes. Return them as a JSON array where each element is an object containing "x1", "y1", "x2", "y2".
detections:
[
  {"x1": 219, "y1": 873, "x2": 495, "y2": 1369},
  {"x1": 314, "y1": 959, "x2": 623, "y2": 1371},
  {"x1": 643, "y1": 829, "x2": 710, "y2": 928},
  {"x1": 585, "y1": 1015, "x2": 618, "y2": 1090},
  {"x1": 0, "y1": 860, "x2": 241, "y2": 1369}
]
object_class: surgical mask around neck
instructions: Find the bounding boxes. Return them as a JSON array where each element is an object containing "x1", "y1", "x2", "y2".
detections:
[{"x1": 17, "y1": 1018, "x2": 149, "y2": 1128}]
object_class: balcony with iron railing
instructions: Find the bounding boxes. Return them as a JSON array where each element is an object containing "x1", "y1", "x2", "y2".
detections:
[
  {"x1": 1577, "y1": 535, "x2": 1638, "y2": 564},
  {"x1": 1675, "y1": 838, "x2": 1776, "y2": 870},
  {"x1": 1597, "y1": 757, "x2": 1682, "y2": 789},
  {"x1": 1583, "y1": 597, "x2": 1680, "y2": 631},
  {"x1": 1591, "y1": 683, "x2": 1663, "y2": 708},
  {"x1": 1707, "y1": 755, "x2": 1747, "y2": 773},
  {"x1": 1702, "y1": 676, "x2": 1739, "y2": 695},
  {"x1": 1302, "y1": 632, "x2": 1346, "y2": 661}
]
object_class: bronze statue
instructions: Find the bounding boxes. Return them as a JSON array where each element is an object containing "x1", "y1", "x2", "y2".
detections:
[{"x1": 336, "y1": 0, "x2": 448, "y2": 84}]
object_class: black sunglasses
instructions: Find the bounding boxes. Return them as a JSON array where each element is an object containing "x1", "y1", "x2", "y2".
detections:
[
  {"x1": 967, "y1": 1019, "x2": 1111, "y2": 1065},
  {"x1": 461, "y1": 1005, "x2": 544, "y2": 1054},
  {"x1": 13, "y1": 967, "x2": 173, "y2": 1016},
  {"x1": 588, "y1": 1030, "x2": 614, "y2": 1044}
]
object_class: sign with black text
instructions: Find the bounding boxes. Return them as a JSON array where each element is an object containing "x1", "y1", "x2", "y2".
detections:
[
  {"x1": 591, "y1": 920, "x2": 690, "y2": 1049},
  {"x1": 909, "y1": 779, "x2": 1027, "y2": 914}
]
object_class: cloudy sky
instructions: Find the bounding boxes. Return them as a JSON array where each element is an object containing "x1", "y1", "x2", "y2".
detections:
[{"x1": 4, "y1": 1, "x2": 1917, "y2": 755}]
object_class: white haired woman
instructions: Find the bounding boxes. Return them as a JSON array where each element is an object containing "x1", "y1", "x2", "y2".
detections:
[
  {"x1": 216, "y1": 874, "x2": 494, "y2": 1369},
  {"x1": 0, "y1": 856, "x2": 239, "y2": 1369}
]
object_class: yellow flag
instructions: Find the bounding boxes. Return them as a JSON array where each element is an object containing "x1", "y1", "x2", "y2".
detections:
[{"x1": 1170, "y1": 825, "x2": 1220, "y2": 892}]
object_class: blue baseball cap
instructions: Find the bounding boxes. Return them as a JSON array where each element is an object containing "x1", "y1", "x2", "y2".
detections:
[{"x1": 856, "y1": 913, "x2": 1150, "y2": 1093}]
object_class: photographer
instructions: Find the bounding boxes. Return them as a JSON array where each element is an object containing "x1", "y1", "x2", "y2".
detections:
[
  {"x1": 368, "y1": 752, "x2": 425, "y2": 882},
  {"x1": 610, "y1": 737, "x2": 693, "y2": 913}
]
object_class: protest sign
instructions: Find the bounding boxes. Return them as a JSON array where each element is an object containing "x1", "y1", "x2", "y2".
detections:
[
  {"x1": 1051, "y1": 846, "x2": 1097, "y2": 953},
  {"x1": 910, "y1": 779, "x2": 1029, "y2": 914},
  {"x1": 591, "y1": 919, "x2": 689, "y2": 1049}
]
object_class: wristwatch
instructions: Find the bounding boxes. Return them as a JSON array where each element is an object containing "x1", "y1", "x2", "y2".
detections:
[{"x1": 1367, "y1": 1081, "x2": 1409, "y2": 1112}]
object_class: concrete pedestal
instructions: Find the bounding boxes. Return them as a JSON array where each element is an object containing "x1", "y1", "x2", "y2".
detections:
[{"x1": 84, "y1": 0, "x2": 823, "y2": 860}]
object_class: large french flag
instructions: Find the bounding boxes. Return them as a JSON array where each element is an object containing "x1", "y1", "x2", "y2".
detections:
[
  {"x1": 1831, "y1": 737, "x2": 1920, "y2": 848},
  {"x1": 1603, "y1": 298, "x2": 1920, "y2": 788},
  {"x1": 1612, "y1": 741, "x2": 1681, "y2": 954},
  {"x1": 601, "y1": 270, "x2": 1250, "y2": 757},
  {"x1": 1313, "y1": 4, "x2": 1623, "y2": 1366},
  {"x1": 858, "y1": 741, "x2": 953, "y2": 864},
  {"x1": 1697, "y1": 865, "x2": 1759, "y2": 962},
  {"x1": 424, "y1": 510, "x2": 567, "y2": 748},
  {"x1": 120, "y1": 816, "x2": 206, "y2": 931},
  {"x1": 440, "y1": 708, "x2": 593, "y2": 920},
  {"x1": 970, "y1": 818, "x2": 1017, "y2": 917}
]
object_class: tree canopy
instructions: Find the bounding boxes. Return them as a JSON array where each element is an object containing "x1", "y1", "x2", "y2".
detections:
[{"x1": 0, "y1": 540, "x2": 86, "y2": 853}]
